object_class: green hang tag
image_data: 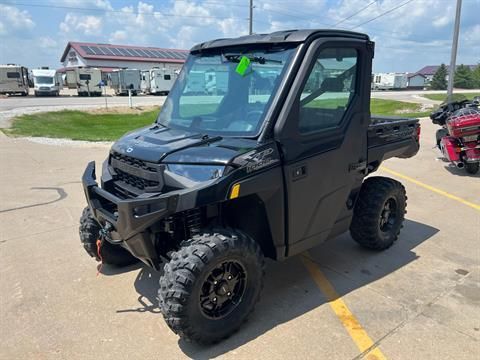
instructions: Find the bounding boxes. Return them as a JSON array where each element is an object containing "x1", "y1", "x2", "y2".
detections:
[{"x1": 235, "y1": 56, "x2": 251, "y2": 76}]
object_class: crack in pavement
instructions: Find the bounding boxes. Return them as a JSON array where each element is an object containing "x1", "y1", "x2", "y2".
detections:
[{"x1": 0, "y1": 186, "x2": 67, "y2": 214}]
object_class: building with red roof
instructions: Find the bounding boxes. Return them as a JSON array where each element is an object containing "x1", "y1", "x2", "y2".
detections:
[{"x1": 59, "y1": 41, "x2": 189, "y2": 74}]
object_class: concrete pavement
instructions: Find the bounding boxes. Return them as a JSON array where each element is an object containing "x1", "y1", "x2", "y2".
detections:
[{"x1": 0, "y1": 117, "x2": 479, "y2": 359}]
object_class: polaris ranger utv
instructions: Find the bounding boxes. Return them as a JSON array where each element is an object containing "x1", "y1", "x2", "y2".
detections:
[{"x1": 80, "y1": 29, "x2": 420, "y2": 343}]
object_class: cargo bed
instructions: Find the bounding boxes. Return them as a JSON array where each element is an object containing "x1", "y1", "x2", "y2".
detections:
[{"x1": 367, "y1": 115, "x2": 420, "y2": 170}]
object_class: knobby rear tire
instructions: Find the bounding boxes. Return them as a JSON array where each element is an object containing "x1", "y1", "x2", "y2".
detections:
[{"x1": 350, "y1": 176, "x2": 406, "y2": 250}]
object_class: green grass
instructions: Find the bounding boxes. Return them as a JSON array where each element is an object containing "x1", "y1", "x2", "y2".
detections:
[
  {"x1": 371, "y1": 99, "x2": 430, "y2": 118},
  {"x1": 4, "y1": 99, "x2": 429, "y2": 141},
  {"x1": 421, "y1": 92, "x2": 480, "y2": 102},
  {"x1": 304, "y1": 98, "x2": 429, "y2": 117},
  {"x1": 5, "y1": 109, "x2": 160, "y2": 141},
  {"x1": 306, "y1": 98, "x2": 349, "y2": 109}
]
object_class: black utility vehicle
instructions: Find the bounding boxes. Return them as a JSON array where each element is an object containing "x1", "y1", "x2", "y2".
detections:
[{"x1": 80, "y1": 30, "x2": 420, "y2": 343}]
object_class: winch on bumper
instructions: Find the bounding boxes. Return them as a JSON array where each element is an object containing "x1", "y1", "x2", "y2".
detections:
[{"x1": 82, "y1": 161, "x2": 181, "y2": 269}]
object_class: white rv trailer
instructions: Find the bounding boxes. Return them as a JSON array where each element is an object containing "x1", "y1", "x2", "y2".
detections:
[
  {"x1": 141, "y1": 68, "x2": 176, "y2": 95},
  {"x1": 110, "y1": 69, "x2": 141, "y2": 95},
  {"x1": 140, "y1": 70, "x2": 151, "y2": 94},
  {"x1": 205, "y1": 71, "x2": 228, "y2": 95},
  {"x1": 66, "y1": 68, "x2": 102, "y2": 96},
  {"x1": 32, "y1": 68, "x2": 61, "y2": 96},
  {"x1": 0, "y1": 64, "x2": 29, "y2": 96},
  {"x1": 372, "y1": 73, "x2": 408, "y2": 90},
  {"x1": 185, "y1": 70, "x2": 206, "y2": 94}
]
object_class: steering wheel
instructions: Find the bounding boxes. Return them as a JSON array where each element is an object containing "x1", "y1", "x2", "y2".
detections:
[{"x1": 246, "y1": 110, "x2": 263, "y2": 123}]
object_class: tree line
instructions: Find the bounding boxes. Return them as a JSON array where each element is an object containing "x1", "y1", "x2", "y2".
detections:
[{"x1": 430, "y1": 63, "x2": 480, "y2": 90}]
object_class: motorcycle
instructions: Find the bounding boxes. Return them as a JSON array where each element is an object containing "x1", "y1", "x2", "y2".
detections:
[{"x1": 430, "y1": 95, "x2": 480, "y2": 175}]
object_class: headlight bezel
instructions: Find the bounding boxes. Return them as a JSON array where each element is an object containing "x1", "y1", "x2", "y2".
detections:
[{"x1": 165, "y1": 164, "x2": 225, "y2": 182}]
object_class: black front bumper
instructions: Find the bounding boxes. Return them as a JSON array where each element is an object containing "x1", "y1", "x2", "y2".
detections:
[{"x1": 82, "y1": 161, "x2": 179, "y2": 268}]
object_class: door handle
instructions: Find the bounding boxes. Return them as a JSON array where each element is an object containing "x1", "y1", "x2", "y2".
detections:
[
  {"x1": 292, "y1": 165, "x2": 307, "y2": 180},
  {"x1": 349, "y1": 161, "x2": 367, "y2": 173}
]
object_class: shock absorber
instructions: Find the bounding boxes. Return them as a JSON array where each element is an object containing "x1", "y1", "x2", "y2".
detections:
[{"x1": 185, "y1": 208, "x2": 201, "y2": 237}]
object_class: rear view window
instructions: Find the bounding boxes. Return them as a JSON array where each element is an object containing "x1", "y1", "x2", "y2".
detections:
[
  {"x1": 79, "y1": 74, "x2": 91, "y2": 80},
  {"x1": 164, "y1": 74, "x2": 171, "y2": 80},
  {"x1": 7, "y1": 72, "x2": 20, "y2": 78}
]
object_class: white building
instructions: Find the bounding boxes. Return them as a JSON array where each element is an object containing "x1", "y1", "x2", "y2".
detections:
[
  {"x1": 371, "y1": 72, "x2": 408, "y2": 90},
  {"x1": 59, "y1": 42, "x2": 188, "y2": 76}
]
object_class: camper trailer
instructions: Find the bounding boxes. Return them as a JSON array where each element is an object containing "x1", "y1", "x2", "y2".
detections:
[
  {"x1": 140, "y1": 70, "x2": 151, "y2": 94},
  {"x1": 110, "y1": 69, "x2": 141, "y2": 96},
  {"x1": 66, "y1": 68, "x2": 102, "y2": 96},
  {"x1": 141, "y1": 68, "x2": 176, "y2": 95},
  {"x1": 205, "y1": 70, "x2": 229, "y2": 95},
  {"x1": 0, "y1": 64, "x2": 29, "y2": 96},
  {"x1": 372, "y1": 73, "x2": 408, "y2": 90},
  {"x1": 185, "y1": 70, "x2": 206, "y2": 94},
  {"x1": 32, "y1": 68, "x2": 61, "y2": 96}
]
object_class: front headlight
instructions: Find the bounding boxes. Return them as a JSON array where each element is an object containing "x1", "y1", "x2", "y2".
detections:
[{"x1": 166, "y1": 164, "x2": 225, "y2": 182}]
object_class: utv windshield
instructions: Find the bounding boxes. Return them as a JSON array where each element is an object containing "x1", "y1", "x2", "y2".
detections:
[
  {"x1": 35, "y1": 76, "x2": 54, "y2": 84},
  {"x1": 157, "y1": 46, "x2": 296, "y2": 136}
]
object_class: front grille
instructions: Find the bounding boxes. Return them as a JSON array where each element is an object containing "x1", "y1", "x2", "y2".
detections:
[
  {"x1": 110, "y1": 151, "x2": 162, "y2": 193},
  {"x1": 111, "y1": 152, "x2": 157, "y2": 172},
  {"x1": 114, "y1": 168, "x2": 159, "y2": 190}
]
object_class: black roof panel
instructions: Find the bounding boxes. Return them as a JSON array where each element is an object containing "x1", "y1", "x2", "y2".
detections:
[{"x1": 190, "y1": 29, "x2": 369, "y2": 52}]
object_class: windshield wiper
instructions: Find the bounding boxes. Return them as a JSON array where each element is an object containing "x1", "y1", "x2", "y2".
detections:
[{"x1": 223, "y1": 54, "x2": 282, "y2": 64}]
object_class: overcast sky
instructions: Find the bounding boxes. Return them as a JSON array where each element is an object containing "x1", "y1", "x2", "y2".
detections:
[{"x1": 0, "y1": 0, "x2": 479, "y2": 73}]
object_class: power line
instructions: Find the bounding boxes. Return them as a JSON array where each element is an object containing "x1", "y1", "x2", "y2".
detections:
[
  {"x1": 262, "y1": 7, "x2": 328, "y2": 24},
  {"x1": 350, "y1": 0, "x2": 416, "y2": 30},
  {"x1": 0, "y1": 0, "x2": 446, "y2": 52},
  {"x1": 259, "y1": 2, "x2": 426, "y2": 43},
  {"x1": 333, "y1": 1, "x2": 378, "y2": 27},
  {"x1": 261, "y1": 3, "x2": 331, "y2": 22},
  {"x1": 258, "y1": 2, "x2": 412, "y2": 39},
  {"x1": 0, "y1": 1, "x2": 258, "y2": 21},
  {"x1": 173, "y1": 0, "x2": 249, "y2": 7},
  {"x1": 258, "y1": 1, "x2": 444, "y2": 50}
]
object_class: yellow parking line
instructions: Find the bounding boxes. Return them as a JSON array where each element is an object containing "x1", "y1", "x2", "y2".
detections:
[
  {"x1": 301, "y1": 255, "x2": 387, "y2": 360},
  {"x1": 381, "y1": 166, "x2": 480, "y2": 212}
]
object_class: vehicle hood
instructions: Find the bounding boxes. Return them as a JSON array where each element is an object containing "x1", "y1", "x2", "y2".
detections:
[{"x1": 111, "y1": 124, "x2": 258, "y2": 165}]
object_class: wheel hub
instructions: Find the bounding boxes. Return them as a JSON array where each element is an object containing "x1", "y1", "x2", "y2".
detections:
[
  {"x1": 215, "y1": 280, "x2": 231, "y2": 296},
  {"x1": 380, "y1": 198, "x2": 397, "y2": 231},
  {"x1": 200, "y1": 260, "x2": 247, "y2": 319}
]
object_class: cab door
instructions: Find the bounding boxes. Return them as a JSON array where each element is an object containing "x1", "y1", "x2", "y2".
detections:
[{"x1": 274, "y1": 39, "x2": 373, "y2": 256}]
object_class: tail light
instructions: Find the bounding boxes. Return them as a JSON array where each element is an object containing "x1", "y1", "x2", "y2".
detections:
[{"x1": 416, "y1": 125, "x2": 421, "y2": 139}]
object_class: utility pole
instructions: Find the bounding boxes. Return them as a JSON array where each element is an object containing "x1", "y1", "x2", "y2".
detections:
[
  {"x1": 249, "y1": 0, "x2": 253, "y2": 35},
  {"x1": 447, "y1": 0, "x2": 462, "y2": 101}
]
